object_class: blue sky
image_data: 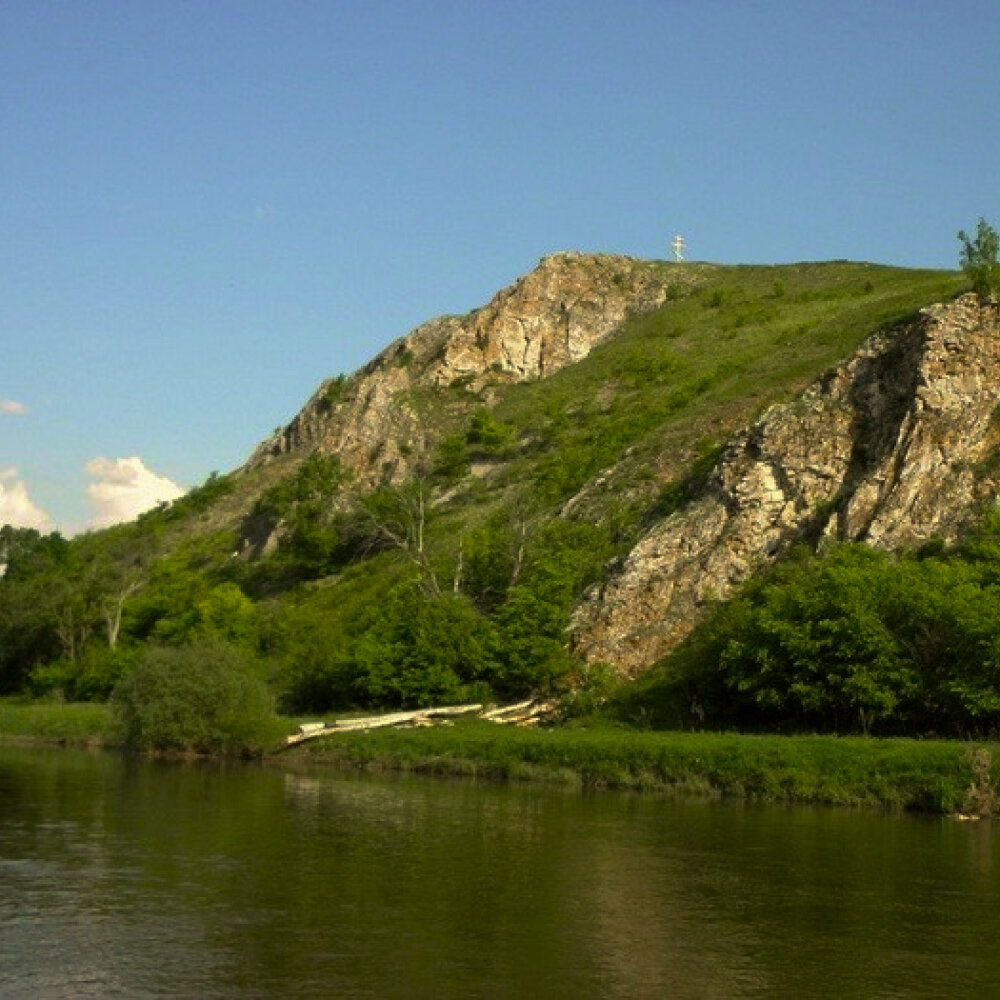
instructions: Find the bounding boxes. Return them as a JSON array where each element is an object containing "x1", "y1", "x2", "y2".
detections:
[{"x1": 2, "y1": 1, "x2": 999, "y2": 532}]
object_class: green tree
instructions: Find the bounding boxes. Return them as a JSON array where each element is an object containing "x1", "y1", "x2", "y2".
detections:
[
  {"x1": 460, "y1": 512, "x2": 518, "y2": 612},
  {"x1": 193, "y1": 582, "x2": 258, "y2": 646},
  {"x1": 714, "y1": 546, "x2": 911, "y2": 733},
  {"x1": 122, "y1": 532, "x2": 234, "y2": 643},
  {"x1": 958, "y1": 218, "x2": 1000, "y2": 299},
  {"x1": 489, "y1": 520, "x2": 612, "y2": 698},
  {"x1": 350, "y1": 586, "x2": 497, "y2": 706}
]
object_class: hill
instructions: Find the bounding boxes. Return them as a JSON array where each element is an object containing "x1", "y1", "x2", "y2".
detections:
[{"x1": 3, "y1": 253, "x2": 985, "y2": 735}]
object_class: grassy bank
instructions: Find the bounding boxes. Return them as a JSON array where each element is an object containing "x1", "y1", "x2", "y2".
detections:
[
  {"x1": 3, "y1": 701, "x2": 996, "y2": 815},
  {"x1": 0, "y1": 700, "x2": 111, "y2": 748},
  {"x1": 282, "y1": 720, "x2": 999, "y2": 816}
]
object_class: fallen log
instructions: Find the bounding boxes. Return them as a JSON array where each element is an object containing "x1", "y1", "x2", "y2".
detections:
[
  {"x1": 480, "y1": 699, "x2": 536, "y2": 721},
  {"x1": 483, "y1": 699, "x2": 558, "y2": 725},
  {"x1": 284, "y1": 703, "x2": 482, "y2": 747},
  {"x1": 282, "y1": 698, "x2": 562, "y2": 748}
]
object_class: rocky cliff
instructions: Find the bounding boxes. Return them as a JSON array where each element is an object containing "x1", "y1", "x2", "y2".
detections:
[
  {"x1": 244, "y1": 252, "x2": 702, "y2": 486},
  {"x1": 572, "y1": 294, "x2": 1000, "y2": 675}
]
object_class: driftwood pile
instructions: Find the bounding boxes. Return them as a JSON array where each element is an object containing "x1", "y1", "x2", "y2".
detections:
[{"x1": 284, "y1": 698, "x2": 557, "y2": 748}]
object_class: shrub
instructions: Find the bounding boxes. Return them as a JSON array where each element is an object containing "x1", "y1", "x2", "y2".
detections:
[
  {"x1": 317, "y1": 375, "x2": 347, "y2": 413},
  {"x1": 657, "y1": 534, "x2": 1000, "y2": 736},
  {"x1": 109, "y1": 641, "x2": 277, "y2": 755},
  {"x1": 560, "y1": 661, "x2": 623, "y2": 719},
  {"x1": 466, "y1": 408, "x2": 516, "y2": 455},
  {"x1": 252, "y1": 453, "x2": 347, "y2": 524},
  {"x1": 433, "y1": 434, "x2": 470, "y2": 482}
]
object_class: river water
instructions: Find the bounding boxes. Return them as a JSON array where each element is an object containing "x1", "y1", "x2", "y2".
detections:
[{"x1": 1, "y1": 745, "x2": 998, "y2": 999}]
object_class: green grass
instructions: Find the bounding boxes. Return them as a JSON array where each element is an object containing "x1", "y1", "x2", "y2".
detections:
[
  {"x1": 486, "y1": 262, "x2": 964, "y2": 513},
  {"x1": 281, "y1": 719, "x2": 996, "y2": 815},
  {"x1": 4, "y1": 700, "x2": 993, "y2": 816},
  {"x1": 0, "y1": 700, "x2": 111, "y2": 747},
  {"x1": 280, "y1": 263, "x2": 965, "y2": 614}
]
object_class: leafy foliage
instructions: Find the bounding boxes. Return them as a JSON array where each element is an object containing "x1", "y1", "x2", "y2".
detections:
[
  {"x1": 317, "y1": 374, "x2": 348, "y2": 413},
  {"x1": 0, "y1": 523, "x2": 155, "y2": 693},
  {"x1": 244, "y1": 454, "x2": 350, "y2": 579},
  {"x1": 351, "y1": 587, "x2": 495, "y2": 705},
  {"x1": 28, "y1": 645, "x2": 141, "y2": 702},
  {"x1": 109, "y1": 641, "x2": 277, "y2": 754},
  {"x1": 466, "y1": 408, "x2": 516, "y2": 455},
  {"x1": 139, "y1": 470, "x2": 234, "y2": 526},
  {"x1": 252, "y1": 453, "x2": 348, "y2": 523},
  {"x1": 433, "y1": 434, "x2": 470, "y2": 482},
  {"x1": 639, "y1": 530, "x2": 1000, "y2": 736},
  {"x1": 123, "y1": 532, "x2": 244, "y2": 643},
  {"x1": 958, "y1": 218, "x2": 1000, "y2": 299}
]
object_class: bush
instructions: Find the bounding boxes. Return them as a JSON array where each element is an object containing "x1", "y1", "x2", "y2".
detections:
[
  {"x1": 433, "y1": 434, "x2": 470, "y2": 482},
  {"x1": 466, "y1": 408, "x2": 516, "y2": 455},
  {"x1": 109, "y1": 641, "x2": 278, "y2": 755},
  {"x1": 559, "y1": 661, "x2": 623, "y2": 719}
]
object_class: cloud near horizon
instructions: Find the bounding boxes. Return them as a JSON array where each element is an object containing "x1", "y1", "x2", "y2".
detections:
[
  {"x1": 85, "y1": 456, "x2": 185, "y2": 529},
  {"x1": 0, "y1": 467, "x2": 52, "y2": 531},
  {"x1": 0, "y1": 398, "x2": 28, "y2": 415}
]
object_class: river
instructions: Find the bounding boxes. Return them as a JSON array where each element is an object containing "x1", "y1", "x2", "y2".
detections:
[{"x1": 1, "y1": 745, "x2": 997, "y2": 998}]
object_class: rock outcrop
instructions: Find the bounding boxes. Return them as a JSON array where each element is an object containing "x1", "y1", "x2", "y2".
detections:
[
  {"x1": 572, "y1": 295, "x2": 1000, "y2": 676},
  {"x1": 425, "y1": 251, "x2": 683, "y2": 386},
  {"x1": 243, "y1": 252, "x2": 702, "y2": 487}
]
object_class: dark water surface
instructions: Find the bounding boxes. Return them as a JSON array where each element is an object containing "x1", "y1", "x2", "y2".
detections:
[{"x1": 1, "y1": 745, "x2": 998, "y2": 998}]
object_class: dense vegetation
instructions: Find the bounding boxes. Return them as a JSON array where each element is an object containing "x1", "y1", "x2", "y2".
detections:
[
  {"x1": 0, "y1": 260, "x2": 974, "y2": 742},
  {"x1": 616, "y1": 514, "x2": 1000, "y2": 738}
]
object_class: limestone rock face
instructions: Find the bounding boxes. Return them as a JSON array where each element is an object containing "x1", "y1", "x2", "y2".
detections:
[
  {"x1": 572, "y1": 295, "x2": 1000, "y2": 676},
  {"x1": 426, "y1": 251, "x2": 678, "y2": 386},
  {"x1": 244, "y1": 252, "x2": 693, "y2": 486}
]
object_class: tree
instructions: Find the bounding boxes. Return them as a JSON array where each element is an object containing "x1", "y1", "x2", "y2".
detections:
[
  {"x1": 958, "y1": 218, "x2": 1000, "y2": 300},
  {"x1": 350, "y1": 586, "x2": 497, "y2": 706},
  {"x1": 349, "y1": 478, "x2": 440, "y2": 595}
]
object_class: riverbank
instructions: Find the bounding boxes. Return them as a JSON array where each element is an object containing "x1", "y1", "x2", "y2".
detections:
[
  {"x1": 281, "y1": 720, "x2": 999, "y2": 815},
  {"x1": 0, "y1": 700, "x2": 110, "y2": 748},
  {"x1": 2, "y1": 700, "x2": 996, "y2": 815}
]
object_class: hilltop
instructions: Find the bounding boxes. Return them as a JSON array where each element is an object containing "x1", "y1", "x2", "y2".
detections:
[{"x1": 7, "y1": 251, "x2": 995, "y2": 737}]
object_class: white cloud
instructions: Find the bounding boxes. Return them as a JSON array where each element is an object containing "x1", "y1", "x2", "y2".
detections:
[
  {"x1": 85, "y1": 456, "x2": 185, "y2": 529},
  {"x1": 0, "y1": 467, "x2": 52, "y2": 530},
  {"x1": 0, "y1": 398, "x2": 27, "y2": 416}
]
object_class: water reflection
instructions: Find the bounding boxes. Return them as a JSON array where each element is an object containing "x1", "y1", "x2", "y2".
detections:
[{"x1": 1, "y1": 746, "x2": 999, "y2": 998}]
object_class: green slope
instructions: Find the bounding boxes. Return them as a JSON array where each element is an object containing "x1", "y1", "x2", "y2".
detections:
[{"x1": 0, "y1": 260, "x2": 967, "y2": 714}]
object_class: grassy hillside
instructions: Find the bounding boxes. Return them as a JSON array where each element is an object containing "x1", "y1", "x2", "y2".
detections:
[{"x1": 0, "y1": 260, "x2": 967, "y2": 724}]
